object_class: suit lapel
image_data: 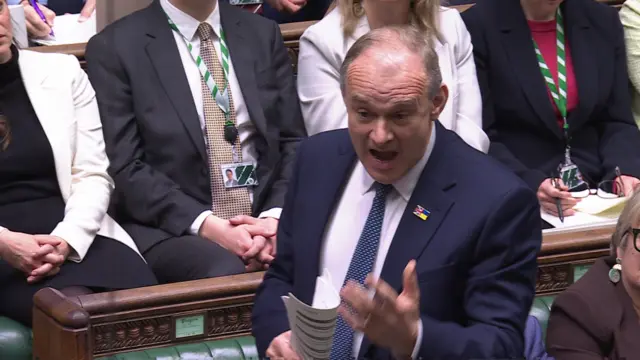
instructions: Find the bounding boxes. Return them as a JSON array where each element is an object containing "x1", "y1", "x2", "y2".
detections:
[
  {"x1": 18, "y1": 51, "x2": 72, "y2": 201},
  {"x1": 563, "y1": 0, "x2": 595, "y2": 131},
  {"x1": 497, "y1": 0, "x2": 563, "y2": 139},
  {"x1": 220, "y1": 2, "x2": 268, "y2": 137},
  {"x1": 144, "y1": 1, "x2": 207, "y2": 162},
  {"x1": 298, "y1": 134, "x2": 357, "y2": 305},
  {"x1": 359, "y1": 123, "x2": 456, "y2": 358}
]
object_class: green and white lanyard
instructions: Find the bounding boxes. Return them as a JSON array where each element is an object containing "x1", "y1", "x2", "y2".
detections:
[
  {"x1": 167, "y1": 15, "x2": 232, "y2": 122},
  {"x1": 532, "y1": 8, "x2": 572, "y2": 164}
]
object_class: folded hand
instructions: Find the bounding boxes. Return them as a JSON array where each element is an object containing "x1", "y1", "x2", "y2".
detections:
[{"x1": 229, "y1": 215, "x2": 278, "y2": 268}]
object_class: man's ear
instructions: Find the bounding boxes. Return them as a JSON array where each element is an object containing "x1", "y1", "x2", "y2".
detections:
[{"x1": 430, "y1": 84, "x2": 449, "y2": 120}]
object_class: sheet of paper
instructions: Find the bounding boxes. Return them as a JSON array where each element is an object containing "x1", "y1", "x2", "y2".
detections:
[
  {"x1": 541, "y1": 210, "x2": 616, "y2": 229},
  {"x1": 573, "y1": 195, "x2": 627, "y2": 216},
  {"x1": 32, "y1": 11, "x2": 96, "y2": 46},
  {"x1": 9, "y1": 5, "x2": 28, "y2": 48},
  {"x1": 282, "y1": 268, "x2": 340, "y2": 360},
  {"x1": 541, "y1": 194, "x2": 626, "y2": 229}
]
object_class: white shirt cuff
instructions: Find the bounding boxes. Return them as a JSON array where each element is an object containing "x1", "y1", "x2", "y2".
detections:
[
  {"x1": 190, "y1": 210, "x2": 213, "y2": 236},
  {"x1": 258, "y1": 208, "x2": 282, "y2": 220},
  {"x1": 411, "y1": 319, "x2": 423, "y2": 359}
]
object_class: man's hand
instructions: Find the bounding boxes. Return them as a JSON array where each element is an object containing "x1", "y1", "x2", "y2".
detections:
[
  {"x1": 229, "y1": 215, "x2": 278, "y2": 265},
  {"x1": 0, "y1": 230, "x2": 63, "y2": 282},
  {"x1": 200, "y1": 215, "x2": 275, "y2": 258},
  {"x1": 340, "y1": 260, "x2": 421, "y2": 359},
  {"x1": 78, "y1": 0, "x2": 96, "y2": 22},
  {"x1": 266, "y1": 331, "x2": 301, "y2": 360},
  {"x1": 615, "y1": 175, "x2": 640, "y2": 197},
  {"x1": 21, "y1": 1, "x2": 55, "y2": 38},
  {"x1": 537, "y1": 178, "x2": 579, "y2": 216},
  {"x1": 27, "y1": 235, "x2": 70, "y2": 283},
  {"x1": 265, "y1": 0, "x2": 307, "y2": 13}
]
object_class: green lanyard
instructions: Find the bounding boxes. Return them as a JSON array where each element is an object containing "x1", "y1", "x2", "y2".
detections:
[
  {"x1": 532, "y1": 8, "x2": 571, "y2": 162},
  {"x1": 167, "y1": 15, "x2": 231, "y2": 120}
]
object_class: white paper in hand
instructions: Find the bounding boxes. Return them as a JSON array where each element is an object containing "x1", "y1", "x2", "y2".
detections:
[{"x1": 282, "y1": 268, "x2": 340, "y2": 360}]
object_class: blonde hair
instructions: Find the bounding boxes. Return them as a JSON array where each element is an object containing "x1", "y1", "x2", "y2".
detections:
[
  {"x1": 611, "y1": 188, "x2": 640, "y2": 255},
  {"x1": 339, "y1": 0, "x2": 442, "y2": 42}
]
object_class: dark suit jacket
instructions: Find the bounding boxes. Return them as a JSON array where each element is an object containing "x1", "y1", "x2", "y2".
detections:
[
  {"x1": 252, "y1": 122, "x2": 542, "y2": 359},
  {"x1": 546, "y1": 257, "x2": 640, "y2": 360},
  {"x1": 85, "y1": 0, "x2": 306, "y2": 252},
  {"x1": 462, "y1": 0, "x2": 640, "y2": 191}
]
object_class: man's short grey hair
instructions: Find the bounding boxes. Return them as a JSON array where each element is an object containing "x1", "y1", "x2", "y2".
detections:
[
  {"x1": 339, "y1": 25, "x2": 442, "y2": 99},
  {"x1": 611, "y1": 189, "x2": 640, "y2": 254}
]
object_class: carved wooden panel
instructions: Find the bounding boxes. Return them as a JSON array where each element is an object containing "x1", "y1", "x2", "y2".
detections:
[
  {"x1": 208, "y1": 304, "x2": 253, "y2": 336},
  {"x1": 536, "y1": 263, "x2": 572, "y2": 294},
  {"x1": 93, "y1": 316, "x2": 172, "y2": 354}
]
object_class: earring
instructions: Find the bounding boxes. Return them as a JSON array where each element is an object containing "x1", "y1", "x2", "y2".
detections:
[{"x1": 609, "y1": 258, "x2": 622, "y2": 284}]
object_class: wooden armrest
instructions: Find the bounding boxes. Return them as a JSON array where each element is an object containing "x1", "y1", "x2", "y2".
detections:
[
  {"x1": 541, "y1": 224, "x2": 613, "y2": 257},
  {"x1": 33, "y1": 288, "x2": 90, "y2": 329}
]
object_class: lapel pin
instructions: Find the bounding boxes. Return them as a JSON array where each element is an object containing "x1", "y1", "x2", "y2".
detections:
[{"x1": 413, "y1": 205, "x2": 430, "y2": 221}]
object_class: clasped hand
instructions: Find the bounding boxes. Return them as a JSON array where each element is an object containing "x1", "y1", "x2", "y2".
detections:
[
  {"x1": 202, "y1": 215, "x2": 278, "y2": 271},
  {"x1": 0, "y1": 231, "x2": 70, "y2": 283}
]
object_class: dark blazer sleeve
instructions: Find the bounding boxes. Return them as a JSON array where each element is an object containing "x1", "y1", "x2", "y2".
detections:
[
  {"x1": 598, "y1": 8, "x2": 640, "y2": 181},
  {"x1": 260, "y1": 21, "x2": 307, "y2": 211},
  {"x1": 418, "y1": 185, "x2": 541, "y2": 358},
  {"x1": 462, "y1": 10, "x2": 548, "y2": 190},
  {"x1": 85, "y1": 34, "x2": 209, "y2": 237},
  {"x1": 251, "y1": 138, "x2": 303, "y2": 355},
  {"x1": 546, "y1": 289, "x2": 608, "y2": 360}
]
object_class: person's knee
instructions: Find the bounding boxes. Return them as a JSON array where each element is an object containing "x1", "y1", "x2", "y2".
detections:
[{"x1": 205, "y1": 254, "x2": 245, "y2": 278}]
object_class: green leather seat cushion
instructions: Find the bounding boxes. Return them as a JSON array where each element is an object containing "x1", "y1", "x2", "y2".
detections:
[
  {"x1": 0, "y1": 316, "x2": 32, "y2": 360},
  {"x1": 96, "y1": 337, "x2": 258, "y2": 360}
]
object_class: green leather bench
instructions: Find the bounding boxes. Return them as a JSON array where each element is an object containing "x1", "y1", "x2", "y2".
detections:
[
  {"x1": 1, "y1": 296, "x2": 556, "y2": 360},
  {"x1": 95, "y1": 337, "x2": 258, "y2": 360}
]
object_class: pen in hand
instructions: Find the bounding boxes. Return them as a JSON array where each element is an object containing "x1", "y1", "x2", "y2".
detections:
[
  {"x1": 29, "y1": 0, "x2": 55, "y2": 37},
  {"x1": 551, "y1": 176, "x2": 564, "y2": 223}
]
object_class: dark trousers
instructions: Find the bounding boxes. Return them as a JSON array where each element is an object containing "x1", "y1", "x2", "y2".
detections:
[{"x1": 143, "y1": 235, "x2": 246, "y2": 284}]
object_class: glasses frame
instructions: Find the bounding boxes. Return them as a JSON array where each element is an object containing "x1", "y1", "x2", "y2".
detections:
[
  {"x1": 624, "y1": 228, "x2": 640, "y2": 252},
  {"x1": 568, "y1": 179, "x2": 625, "y2": 199}
]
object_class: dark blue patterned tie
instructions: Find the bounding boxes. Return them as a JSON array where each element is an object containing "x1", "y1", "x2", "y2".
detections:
[{"x1": 330, "y1": 183, "x2": 393, "y2": 360}]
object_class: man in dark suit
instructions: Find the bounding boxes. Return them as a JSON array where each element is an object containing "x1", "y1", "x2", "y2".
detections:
[
  {"x1": 85, "y1": 0, "x2": 306, "y2": 283},
  {"x1": 252, "y1": 25, "x2": 541, "y2": 360}
]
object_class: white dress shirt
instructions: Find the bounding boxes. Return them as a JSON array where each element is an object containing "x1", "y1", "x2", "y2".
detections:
[
  {"x1": 297, "y1": 7, "x2": 489, "y2": 153},
  {"x1": 313, "y1": 128, "x2": 437, "y2": 359},
  {"x1": 160, "y1": 0, "x2": 281, "y2": 235}
]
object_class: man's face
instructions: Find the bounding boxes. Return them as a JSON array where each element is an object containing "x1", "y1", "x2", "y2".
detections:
[
  {"x1": 226, "y1": 170, "x2": 233, "y2": 180},
  {"x1": 345, "y1": 45, "x2": 447, "y2": 184}
]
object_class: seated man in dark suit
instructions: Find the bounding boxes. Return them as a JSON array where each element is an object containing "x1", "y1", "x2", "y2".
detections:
[
  {"x1": 85, "y1": 0, "x2": 306, "y2": 283},
  {"x1": 252, "y1": 25, "x2": 541, "y2": 360}
]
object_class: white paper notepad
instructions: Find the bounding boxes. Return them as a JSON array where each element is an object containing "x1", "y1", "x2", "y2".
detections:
[{"x1": 32, "y1": 11, "x2": 96, "y2": 46}]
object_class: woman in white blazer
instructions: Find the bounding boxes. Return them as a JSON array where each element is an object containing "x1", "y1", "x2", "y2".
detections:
[
  {"x1": 0, "y1": 0, "x2": 156, "y2": 327},
  {"x1": 297, "y1": 0, "x2": 489, "y2": 152}
]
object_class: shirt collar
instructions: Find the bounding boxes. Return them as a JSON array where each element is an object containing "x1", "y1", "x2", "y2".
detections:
[
  {"x1": 160, "y1": 0, "x2": 221, "y2": 42},
  {"x1": 360, "y1": 125, "x2": 437, "y2": 201}
]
